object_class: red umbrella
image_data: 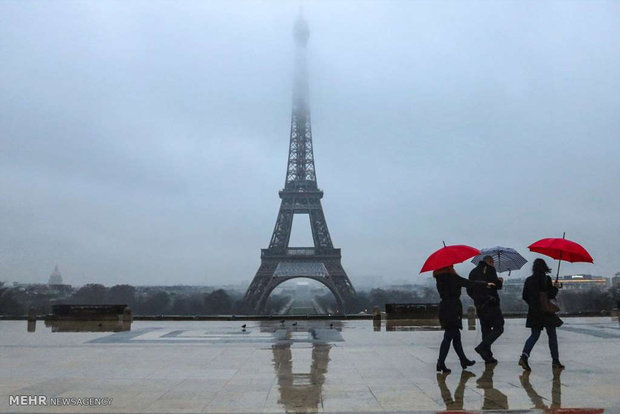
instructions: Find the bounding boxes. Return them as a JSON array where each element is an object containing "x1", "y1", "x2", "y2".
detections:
[
  {"x1": 420, "y1": 243, "x2": 480, "y2": 274},
  {"x1": 528, "y1": 233, "x2": 593, "y2": 282}
]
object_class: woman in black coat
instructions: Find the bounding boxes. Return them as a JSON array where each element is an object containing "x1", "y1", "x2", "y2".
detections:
[
  {"x1": 518, "y1": 258, "x2": 564, "y2": 371},
  {"x1": 434, "y1": 265, "x2": 495, "y2": 373}
]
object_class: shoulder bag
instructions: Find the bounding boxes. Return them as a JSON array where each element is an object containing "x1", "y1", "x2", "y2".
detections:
[{"x1": 539, "y1": 291, "x2": 560, "y2": 314}]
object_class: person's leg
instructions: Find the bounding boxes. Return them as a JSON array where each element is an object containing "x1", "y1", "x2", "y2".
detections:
[
  {"x1": 519, "y1": 327, "x2": 541, "y2": 371},
  {"x1": 545, "y1": 325, "x2": 559, "y2": 362},
  {"x1": 452, "y1": 329, "x2": 468, "y2": 361},
  {"x1": 482, "y1": 318, "x2": 505, "y2": 350},
  {"x1": 439, "y1": 329, "x2": 455, "y2": 364},
  {"x1": 522, "y1": 328, "x2": 542, "y2": 358},
  {"x1": 480, "y1": 317, "x2": 491, "y2": 348},
  {"x1": 475, "y1": 317, "x2": 493, "y2": 362},
  {"x1": 490, "y1": 325, "x2": 504, "y2": 346},
  {"x1": 480, "y1": 319, "x2": 490, "y2": 336},
  {"x1": 478, "y1": 311, "x2": 504, "y2": 360}
]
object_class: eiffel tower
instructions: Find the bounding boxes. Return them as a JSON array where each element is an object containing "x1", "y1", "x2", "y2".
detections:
[{"x1": 242, "y1": 15, "x2": 357, "y2": 314}]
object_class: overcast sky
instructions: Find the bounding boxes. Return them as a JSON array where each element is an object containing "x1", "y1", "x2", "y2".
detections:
[{"x1": 1, "y1": 1, "x2": 619, "y2": 287}]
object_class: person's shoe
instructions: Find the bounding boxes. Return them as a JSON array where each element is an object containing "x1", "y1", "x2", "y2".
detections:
[
  {"x1": 552, "y1": 360, "x2": 565, "y2": 369},
  {"x1": 519, "y1": 355, "x2": 531, "y2": 371},
  {"x1": 486, "y1": 356, "x2": 498, "y2": 364},
  {"x1": 475, "y1": 345, "x2": 493, "y2": 362},
  {"x1": 436, "y1": 361, "x2": 451, "y2": 373},
  {"x1": 460, "y1": 358, "x2": 476, "y2": 369}
]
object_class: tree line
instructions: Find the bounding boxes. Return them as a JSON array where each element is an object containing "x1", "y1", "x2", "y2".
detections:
[
  {"x1": 0, "y1": 282, "x2": 295, "y2": 316},
  {"x1": 1, "y1": 281, "x2": 618, "y2": 316}
]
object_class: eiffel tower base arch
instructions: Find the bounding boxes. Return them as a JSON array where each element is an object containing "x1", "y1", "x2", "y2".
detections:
[
  {"x1": 255, "y1": 275, "x2": 344, "y2": 315},
  {"x1": 243, "y1": 250, "x2": 357, "y2": 315}
]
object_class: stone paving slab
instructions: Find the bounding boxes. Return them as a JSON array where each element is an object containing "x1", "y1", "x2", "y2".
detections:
[{"x1": 1, "y1": 317, "x2": 619, "y2": 413}]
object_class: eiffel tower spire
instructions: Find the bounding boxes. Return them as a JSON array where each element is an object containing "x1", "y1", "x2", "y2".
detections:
[
  {"x1": 269, "y1": 12, "x2": 332, "y2": 251},
  {"x1": 242, "y1": 15, "x2": 357, "y2": 314},
  {"x1": 286, "y1": 13, "x2": 316, "y2": 190}
]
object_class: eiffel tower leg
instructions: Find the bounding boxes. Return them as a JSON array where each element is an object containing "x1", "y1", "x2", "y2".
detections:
[
  {"x1": 242, "y1": 261, "x2": 278, "y2": 313},
  {"x1": 309, "y1": 207, "x2": 333, "y2": 249},
  {"x1": 269, "y1": 204, "x2": 294, "y2": 250},
  {"x1": 324, "y1": 260, "x2": 358, "y2": 313}
]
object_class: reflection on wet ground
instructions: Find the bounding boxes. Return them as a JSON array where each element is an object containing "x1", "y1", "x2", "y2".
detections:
[
  {"x1": 384, "y1": 319, "x2": 442, "y2": 331},
  {"x1": 272, "y1": 342, "x2": 330, "y2": 413},
  {"x1": 43, "y1": 319, "x2": 132, "y2": 332},
  {"x1": 520, "y1": 367, "x2": 562, "y2": 410},
  {"x1": 436, "y1": 370, "x2": 475, "y2": 410},
  {"x1": 437, "y1": 363, "x2": 566, "y2": 412},
  {"x1": 266, "y1": 321, "x2": 334, "y2": 412},
  {"x1": 477, "y1": 363, "x2": 509, "y2": 409},
  {"x1": 1, "y1": 318, "x2": 619, "y2": 413}
]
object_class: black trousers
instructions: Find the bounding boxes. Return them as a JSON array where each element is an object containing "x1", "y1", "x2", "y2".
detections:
[
  {"x1": 439, "y1": 328, "x2": 467, "y2": 363},
  {"x1": 478, "y1": 306, "x2": 504, "y2": 352}
]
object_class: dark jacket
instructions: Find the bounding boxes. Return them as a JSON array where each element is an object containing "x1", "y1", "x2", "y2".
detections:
[
  {"x1": 467, "y1": 262, "x2": 503, "y2": 308},
  {"x1": 435, "y1": 272, "x2": 486, "y2": 330},
  {"x1": 522, "y1": 273, "x2": 562, "y2": 328}
]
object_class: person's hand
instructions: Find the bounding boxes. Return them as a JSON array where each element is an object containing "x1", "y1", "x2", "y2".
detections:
[
  {"x1": 487, "y1": 282, "x2": 496, "y2": 288},
  {"x1": 498, "y1": 277, "x2": 504, "y2": 283}
]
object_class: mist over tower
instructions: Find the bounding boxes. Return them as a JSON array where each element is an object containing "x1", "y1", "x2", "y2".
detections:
[{"x1": 294, "y1": 13, "x2": 309, "y2": 47}]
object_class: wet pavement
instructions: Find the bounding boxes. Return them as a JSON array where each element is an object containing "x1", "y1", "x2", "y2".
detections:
[{"x1": 1, "y1": 317, "x2": 619, "y2": 413}]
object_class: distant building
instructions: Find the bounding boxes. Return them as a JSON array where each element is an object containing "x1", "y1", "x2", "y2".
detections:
[
  {"x1": 612, "y1": 272, "x2": 620, "y2": 288},
  {"x1": 48, "y1": 265, "x2": 63, "y2": 285},
  {"x1": 558, "y1": 274, "x2": 608, "y2": 290},
  {"x1": 504, "y1": 275, "x2": 609, "y2": 291},
  {"x1": 502, "y1": 278, "x2": 526, "y2": 293}
]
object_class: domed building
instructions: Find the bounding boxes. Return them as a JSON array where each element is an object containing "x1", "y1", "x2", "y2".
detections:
[{"x1": 48, "y1": 265, "x2": 63, "y2": 286}]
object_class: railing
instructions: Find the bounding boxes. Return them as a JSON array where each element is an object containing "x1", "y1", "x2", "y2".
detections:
[
  {"x1": 261, "y1": 248, "x2": 341, "y2": 258},
  {"x1": 286, "y1": 248, "x2": 316, "y2": 255}
]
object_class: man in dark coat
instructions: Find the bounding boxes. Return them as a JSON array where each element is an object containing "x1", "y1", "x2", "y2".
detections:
[{"x1": 468, "y1": 256, "x2": 504, "y2": 363}]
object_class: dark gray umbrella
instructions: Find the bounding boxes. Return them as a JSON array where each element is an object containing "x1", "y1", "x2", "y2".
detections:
[{"x1": 471, "y1": 246, "x2": 528, "y2": 275}]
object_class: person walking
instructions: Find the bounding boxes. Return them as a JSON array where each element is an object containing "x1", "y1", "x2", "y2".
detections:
[
  {"x1": 518, "y1": 258, "x2": 564, "y2": 371},
  {"x1": 434, "y1": 265, "x2": 495, "y2": 373},
  {"x1": 468, "y1": 256, "x2": 504, "y2": 363}
]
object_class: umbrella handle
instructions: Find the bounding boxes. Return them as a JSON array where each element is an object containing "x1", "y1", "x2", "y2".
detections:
[
  {"x1": 498, "y1": 251, "x2": 501, "y2": 274},
  {"x1": 555, "y1": 232, "x2": 566, "y2": 284}
]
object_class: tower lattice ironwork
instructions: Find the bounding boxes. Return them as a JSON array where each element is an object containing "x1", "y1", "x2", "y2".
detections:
[{"x1": 242, "y1": 15, "x2": 357, "y2": 314}]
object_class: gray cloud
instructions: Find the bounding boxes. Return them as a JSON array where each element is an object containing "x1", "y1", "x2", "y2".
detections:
[{"x1": 1, "y1": 1, "x2": 619, "y2": 286}]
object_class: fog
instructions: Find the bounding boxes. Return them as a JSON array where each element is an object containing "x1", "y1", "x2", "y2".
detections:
[{"x1": 1, "y1": 1, "x2": 619, "y2": 286}]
